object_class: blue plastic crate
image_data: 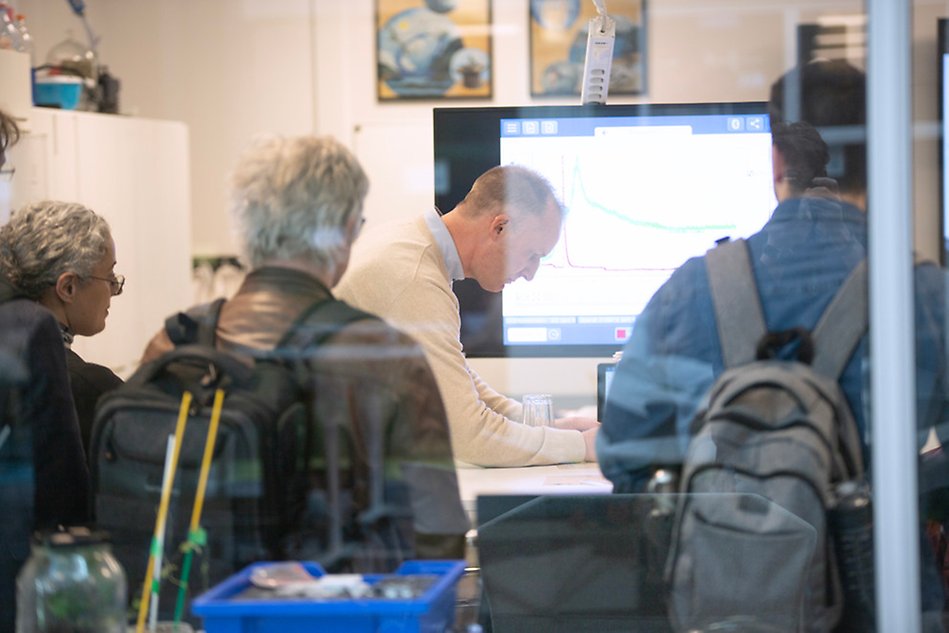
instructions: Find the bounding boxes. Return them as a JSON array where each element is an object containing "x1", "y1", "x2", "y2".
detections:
[{"x1": 191, "y1": 560, "x2": 465, "y2": 633}]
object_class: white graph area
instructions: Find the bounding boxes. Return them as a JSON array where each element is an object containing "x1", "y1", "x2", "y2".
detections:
[{"x1": 501, "y1": 125, "x2": 776, "y2": 319}]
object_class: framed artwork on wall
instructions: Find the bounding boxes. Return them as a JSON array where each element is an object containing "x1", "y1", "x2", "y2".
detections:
[
  {"x1": 796, "y1": 17, "x2": 866, "y2": 70},
  {"x1": 376, "y1": 0, "x2": 493, "y2": 101},
  {"x1": 530, "y1": 0, "x2": 647, "y2": 98}
]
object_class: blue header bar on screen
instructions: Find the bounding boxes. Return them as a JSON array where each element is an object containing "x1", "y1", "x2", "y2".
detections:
[{"x1": 500, "y1": 114, "x2": 770, "y2": 137}]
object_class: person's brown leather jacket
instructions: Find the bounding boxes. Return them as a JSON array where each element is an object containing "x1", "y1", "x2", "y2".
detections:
[{"x1": 142, "y1": 266, "x2": 467, "y2": 566}]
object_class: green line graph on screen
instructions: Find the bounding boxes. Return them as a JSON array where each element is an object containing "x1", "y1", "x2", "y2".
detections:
[
  {"x1": 499, "y1": 125, "x2": 775, "y2": 318},
  {"x1": 541, "y1": 153, "x2": 741, "y2": 273}
]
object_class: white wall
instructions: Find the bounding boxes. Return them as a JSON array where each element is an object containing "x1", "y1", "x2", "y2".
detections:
[
  {"x1": 13, "y1": 0, "x2": 948, "y2": 405},
  {"x1": 18, "y1": 0, "x2": 316, "y2": 256}
]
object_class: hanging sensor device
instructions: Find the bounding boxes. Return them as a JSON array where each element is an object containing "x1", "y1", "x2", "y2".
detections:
[{"x1": 580, "y1": 0, "x2": 615, "y2": 105}]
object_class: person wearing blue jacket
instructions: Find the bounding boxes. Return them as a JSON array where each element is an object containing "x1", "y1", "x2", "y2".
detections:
[{"x1": 598, "y1": 59, "x2": 948, "y2": 490}]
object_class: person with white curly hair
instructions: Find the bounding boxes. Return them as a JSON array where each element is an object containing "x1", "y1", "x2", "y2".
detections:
[{"x1": 142, "y1": 134, "x2": 467, "y2": 567}]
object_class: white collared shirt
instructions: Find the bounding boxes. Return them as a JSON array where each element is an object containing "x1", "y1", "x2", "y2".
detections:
[{"x1": 424, "y1": 207, "x2": 464, "y2": 282}]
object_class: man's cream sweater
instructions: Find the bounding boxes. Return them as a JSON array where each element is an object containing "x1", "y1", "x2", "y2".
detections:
[{"x1": 335, "y1": 214, "x2": 586, "y2": 466}]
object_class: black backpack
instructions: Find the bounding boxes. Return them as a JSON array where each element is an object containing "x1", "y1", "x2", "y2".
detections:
[
  {"x1": 665, "y1": 239, "x2": 869, "y2": 633},
  {"x1": 90, "y1": 296, "x2": 377, "y2": 620}
]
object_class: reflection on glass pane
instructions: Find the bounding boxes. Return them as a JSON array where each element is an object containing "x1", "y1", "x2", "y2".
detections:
[{"x1": 8, "y1": 1, "x2": 949, "y2": 629}]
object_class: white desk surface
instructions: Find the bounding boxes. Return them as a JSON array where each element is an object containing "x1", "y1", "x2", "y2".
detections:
[{"x1": 455, "y1": 462, "x2": 613, "y2": 521}]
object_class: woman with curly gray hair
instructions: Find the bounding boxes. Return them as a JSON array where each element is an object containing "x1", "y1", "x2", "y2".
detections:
[{"x1": 0, "y1": 200, "x2": 124, "y2": 454}]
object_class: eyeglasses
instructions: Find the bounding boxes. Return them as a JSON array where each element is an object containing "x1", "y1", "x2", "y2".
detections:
[
  {"x1": 87, "y1": 274, "x2": 125, "y2": 296},
  {"x1": 0, "y1": 165, "x2": 14, "y2": 181}
]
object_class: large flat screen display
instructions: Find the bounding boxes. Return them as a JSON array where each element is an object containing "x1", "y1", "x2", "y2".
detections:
[{"x1": 434, "y1": 103, "x2": 776, "y2": 357}]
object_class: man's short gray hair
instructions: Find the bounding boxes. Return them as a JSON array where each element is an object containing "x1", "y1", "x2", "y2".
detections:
[
  {"x1": 230, "y1": 135, "x2": 369, "y2": 272},
  {"x1": 0, "y1": 200, "x2": 112, "y2": 300},
  {"x1": 460, "y1": 164, "x2": 563, "y2": 220}
]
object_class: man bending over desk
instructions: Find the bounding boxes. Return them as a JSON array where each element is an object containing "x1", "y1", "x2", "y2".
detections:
[{"x1": 336, "y1": 165, "x2": 599, "y2": 467}]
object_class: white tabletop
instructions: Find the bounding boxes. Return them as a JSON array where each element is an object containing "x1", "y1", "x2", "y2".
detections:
[{"x1": 455, "y1": 462, "x2": 613, "y2": 523}]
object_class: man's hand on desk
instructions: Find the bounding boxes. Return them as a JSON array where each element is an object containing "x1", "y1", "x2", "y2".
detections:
[
  {"x1": 551, "y1": 417, "x2": 600, "y2": 462},
  {"x1": 552, "y1": 416, "x2": 600, "y2": 432},
  {"x1": 581, "y1": 427, "x2": 599, "y2": 462},
  {"x1": 548, "y1": 417, "x2": 600, "y2": 462}
]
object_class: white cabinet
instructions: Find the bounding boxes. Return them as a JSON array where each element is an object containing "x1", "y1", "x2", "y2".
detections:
[
  {"x1": 6, "y1": 108, "x2": 192, "y2": 377},
  {"x1": 0, "y1": 50, "x2": 31, "y2": 127}
]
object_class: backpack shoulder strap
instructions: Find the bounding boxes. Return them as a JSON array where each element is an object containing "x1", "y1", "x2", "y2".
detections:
[
  {"x1": 277, "y1": 297, "x2": 378, "y2": 570},
  {"x1": 277, "y1": 298, "x2": 377, "y2": 350},
  {"x1": 163, "y1": 298, "x2": 226, "y2": 347},
  {"x1": 811, "y1": 259, "x2": 868, "y2": 379},
  {"x1": 706, "y1": 239, "x2": 767, "y2": 368}
]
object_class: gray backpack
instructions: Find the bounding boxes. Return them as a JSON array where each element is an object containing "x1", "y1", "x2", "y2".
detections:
[{"x1": 665, "y1": 239, "x2": 867, "y2": 633}]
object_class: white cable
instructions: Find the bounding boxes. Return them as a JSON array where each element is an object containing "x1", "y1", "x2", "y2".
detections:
[{"x1": 592, "y1": 0, "x2": 608, "y2": 17}]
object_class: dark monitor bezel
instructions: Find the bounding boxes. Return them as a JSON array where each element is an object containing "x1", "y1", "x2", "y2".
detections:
[{"x1": 597, "y1": 362, "x2": 618, "y2": 422}]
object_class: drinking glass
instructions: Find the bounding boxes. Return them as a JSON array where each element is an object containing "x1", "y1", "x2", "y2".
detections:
[{"x1": 521, "y1": 394, "x2": 554, "y2": 427}]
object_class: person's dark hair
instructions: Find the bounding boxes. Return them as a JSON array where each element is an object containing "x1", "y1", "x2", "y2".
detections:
[
  {"x1": 0, "y1": 109, "x2": 20, "y2": 152},
  {"x1": 769, "y1": 59, "x2": 866, "y2": 195},
  {"x1": 772, "y1": 121, "x2": 830, "y2": 195}
]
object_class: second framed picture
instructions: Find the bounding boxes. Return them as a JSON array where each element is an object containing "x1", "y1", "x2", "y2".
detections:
[
  {"x1": 376, "y1": 0, "x2": 493, "y2": 101},
  {"x1": 530, "y1": 0, "x2": 647, "y2": 98}
]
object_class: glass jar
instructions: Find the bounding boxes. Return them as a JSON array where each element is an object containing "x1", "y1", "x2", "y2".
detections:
[
  {"x1": 16, "y1": 527, "x2": 127, "y2": 633},
  {"x1": 45, "y1": 31, "x2": 96, "y2": 82}
]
